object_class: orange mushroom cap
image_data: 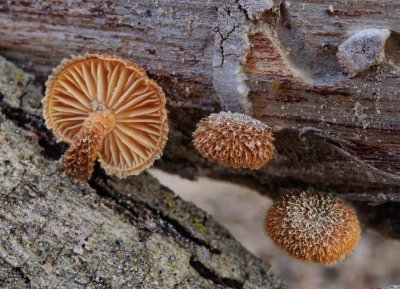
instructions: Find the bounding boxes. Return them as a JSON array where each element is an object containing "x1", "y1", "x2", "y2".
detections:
[
  {"x1": 192, "y1": 112, "x2": 275, "y2": 169},
  {"x1": 42, "y1": 54, "x2": 168, "y2": 178},
  {"x1": 265, "y1": 190, "x2": 361, "y2": 264}
]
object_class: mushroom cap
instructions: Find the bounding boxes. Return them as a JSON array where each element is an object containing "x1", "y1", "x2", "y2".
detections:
[
  {"x1": 192, "y1": 112, "x2": 274, "y2": 169},
  {"x1": 43, "y1": 54, "x2": 168, "y2": 178},
  {"x1": 265, "y1": 190, "x2": 361, "y2": 264}
]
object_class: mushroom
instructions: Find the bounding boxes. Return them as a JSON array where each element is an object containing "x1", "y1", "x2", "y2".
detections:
[
  {"x1": 265, "y1": 190, "x2": 361, "y2": 264},
  {"x1": 192, "y1": 112, "x2": 274, "y2": 169},
  {"x1": 42, "y1": 54, "x2": 168, "y2": 179}
]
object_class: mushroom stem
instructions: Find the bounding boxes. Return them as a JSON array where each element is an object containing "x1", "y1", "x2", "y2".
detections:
[{"x1": 62, "y1": 110, "x2": 115, "y2": 180}]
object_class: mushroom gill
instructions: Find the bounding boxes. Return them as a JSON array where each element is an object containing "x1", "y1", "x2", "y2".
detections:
[{"x1": 43, "y1": 54, "x2": 168, "y2": 179}]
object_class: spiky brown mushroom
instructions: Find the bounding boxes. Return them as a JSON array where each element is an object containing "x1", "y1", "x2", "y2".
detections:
[
  {"x1": 43, "y1": 54, "x2": 168, "y2": 179},
  {"x1": 192, "y1": 112, "x2": 274, "y2": 169},
  {"x1": 265, "y1": 190, "x2": 361, "y2": 264}
]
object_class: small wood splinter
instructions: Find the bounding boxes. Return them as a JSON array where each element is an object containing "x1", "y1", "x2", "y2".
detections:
[{"x1": 42, "y1": 54, "x2": 168, "y2": 179}]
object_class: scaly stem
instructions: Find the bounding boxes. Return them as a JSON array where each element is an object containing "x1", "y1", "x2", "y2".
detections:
[{"x1": 62, "y1": 110, "x2": 115, "y2": 180}]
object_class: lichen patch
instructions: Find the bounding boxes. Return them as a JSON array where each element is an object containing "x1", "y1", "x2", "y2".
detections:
[{"x1": 337, "y1": 28, "x2": 391, "y2": 77}]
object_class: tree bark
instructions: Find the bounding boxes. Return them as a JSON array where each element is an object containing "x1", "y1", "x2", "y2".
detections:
[
  {"x1": 0, "y1": 0, "x2": 400, "y2": 283},
  {"x1": 1, "y1": 0, "x2": 399, "y2": 191},
  {"x1": 0, "y1": 57, "x2": 284, "y2": 288}
]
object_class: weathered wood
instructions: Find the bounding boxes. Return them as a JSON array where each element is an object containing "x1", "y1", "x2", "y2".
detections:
[
  {"x1": 1, "y1": 0, "x2": 400, "y2": 236},
  {"x1": 1, "y1": 0, "x2": 399, "y2": 192},
  {"x1": 0, "y1": 57, "x2": 284, "y2": 288}
]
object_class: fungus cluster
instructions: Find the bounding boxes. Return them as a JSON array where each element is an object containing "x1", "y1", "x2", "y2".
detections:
[
  {"x1": 265, "y1": 190, "x2": 361, "y2": 264},
  {"x1": 42, "y1": 53, "x2": 363, "y2": 268},
  {"x1": 192, "y1": 112, "x2": 275, "y2": 169},
  {"x1": 43, "y1": 54, "x2": 168, "y2": 179}
]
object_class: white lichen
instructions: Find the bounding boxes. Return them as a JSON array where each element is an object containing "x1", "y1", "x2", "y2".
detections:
[
  {"x1": 352, "y1": 101, "x2": 370, "y2": 129},
  {"x1": 337, "y1": 28, "x2": 391, "y2": 77},
  {"x1": 238, "y1": 0, "x2": 274, "y2": 20}
]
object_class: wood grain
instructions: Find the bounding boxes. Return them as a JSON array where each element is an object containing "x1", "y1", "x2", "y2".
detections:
[{"x1": 1, "y1": 0, "x2": 399, "y2": 211}]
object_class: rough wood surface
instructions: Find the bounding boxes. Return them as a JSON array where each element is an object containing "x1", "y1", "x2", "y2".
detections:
[
  {"x1": 1, "y1": 0, "x2": 400, "y2": 238},
  {"x1": 0, "y1": 57, "x2": 284, "y2": 288}
]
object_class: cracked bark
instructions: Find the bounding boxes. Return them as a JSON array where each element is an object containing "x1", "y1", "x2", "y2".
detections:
[{"x1": 0, "y1": 57, "x2": 284, "y2": 288}]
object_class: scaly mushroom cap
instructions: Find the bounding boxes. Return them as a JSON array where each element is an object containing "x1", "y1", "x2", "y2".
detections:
[
  {"x1": 42, "y1": 54, "x2": 168, "y2": 178},
  {"x1": 192, "y1": 112, "x2": 274, "y2": 169},
  {"x1": 265, "y1": 190, "x2": 361, "y2": 264}
]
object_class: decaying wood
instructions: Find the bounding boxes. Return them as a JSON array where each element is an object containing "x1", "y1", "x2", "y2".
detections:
[
  {"x1": 0, "y1": 57, "x2": 284, "y2": 288},
  {"x1": 0, "y1": 0, "x2": 400, "y2": 277}
]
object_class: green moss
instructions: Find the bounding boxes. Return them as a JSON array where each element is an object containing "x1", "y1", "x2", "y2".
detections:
[
  {"x1": 15, "y1": 71, "x2": 25, "y2": 84},
  {"x1": 191, "y1": 217, "x2": 206, "y2": 233},
  {"x1": 131, "y1": 267, "x2": 139, "y2": 274},
  {"x1": 166, "y1": 196, "x2": 174, "y2": 209},
  {"x1": 23, "y1": 151, "x2": 32, "y2": 160}
]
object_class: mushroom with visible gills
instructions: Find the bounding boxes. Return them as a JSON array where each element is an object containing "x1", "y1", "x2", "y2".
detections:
[
  {"x1": 192, "y1": 112, "x2": 275, "y2": 169},
  {"x1": 42, "y1": 54, "x2": 168, "y2": 179}
]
